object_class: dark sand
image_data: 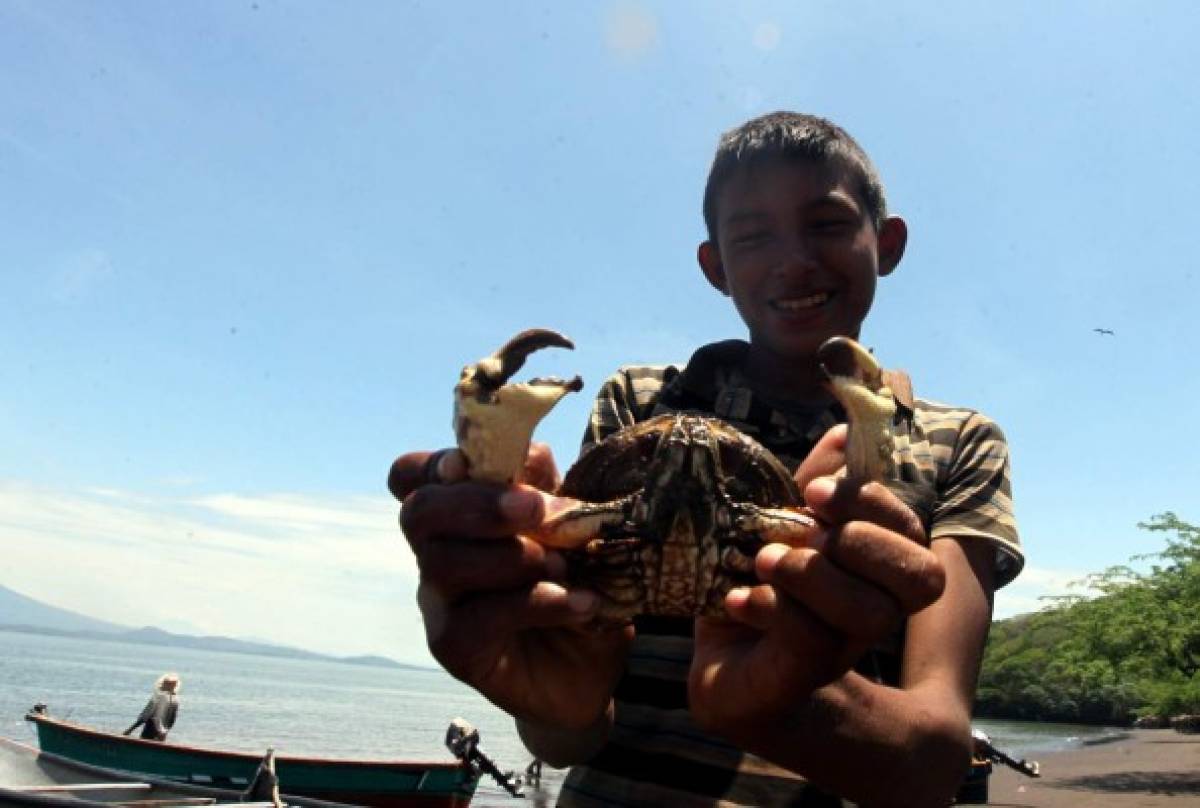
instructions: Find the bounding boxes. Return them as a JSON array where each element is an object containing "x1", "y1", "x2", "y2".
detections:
[{"x1": 986, "y1": 730, "x2": 1200, "y2": 807}]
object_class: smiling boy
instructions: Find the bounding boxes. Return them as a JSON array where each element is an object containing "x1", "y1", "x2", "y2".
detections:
[{"x1": 390, "y1": 112, "x2": 1022, "y2": 807}]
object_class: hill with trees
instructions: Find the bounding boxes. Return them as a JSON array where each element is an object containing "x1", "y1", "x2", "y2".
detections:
[{"x1": 977, "y1": 512, "x2": 1200, "y2": 725}]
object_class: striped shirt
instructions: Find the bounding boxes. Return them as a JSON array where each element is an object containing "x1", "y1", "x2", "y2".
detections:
[{"x1": 556, "y1": 339, "x2": 1022, "y2": 808}]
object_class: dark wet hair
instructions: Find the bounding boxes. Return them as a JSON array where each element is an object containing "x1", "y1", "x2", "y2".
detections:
[{"x1": 702, "y1": 111, "x2": 888, "y2": 243}]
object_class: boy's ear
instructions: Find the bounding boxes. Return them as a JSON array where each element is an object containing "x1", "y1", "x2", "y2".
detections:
[
  {"x1": 877, "y1": 216, "x2": 907, "y2": 278},
  {"x1": 697, "y1": 241, "x2": 729, "y2": 295}
]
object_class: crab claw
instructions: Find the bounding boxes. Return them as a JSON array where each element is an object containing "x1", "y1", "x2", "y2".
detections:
[
  {"x1": 818, "y1": 336, "x2": 896, "y2": 482},
  {"x1": 454, "y1": 328, "x2": 583, "y2": 485}
]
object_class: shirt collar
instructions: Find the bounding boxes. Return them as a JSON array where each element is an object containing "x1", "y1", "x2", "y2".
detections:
[{"x1": 668, "y1": 339, "x2": 912, "y2": 441}]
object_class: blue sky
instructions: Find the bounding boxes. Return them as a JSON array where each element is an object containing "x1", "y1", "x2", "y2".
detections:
[{"x1": 2, "y1": 1, "x2": 1197, "y2": 664}]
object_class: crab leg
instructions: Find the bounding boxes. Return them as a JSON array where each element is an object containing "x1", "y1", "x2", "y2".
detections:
[
  {"x1": 734, "y1": 506, "x2": 818, "y2": 545},
  {"x1": 454, "y1": 328, "x2": 583, "y2": 485},
  {"x1": 531, "y1": 495, "x2": 633, "y2": 549},
  {"x1": 817, "y1": 336, "x2": 896, "y2": 482}
]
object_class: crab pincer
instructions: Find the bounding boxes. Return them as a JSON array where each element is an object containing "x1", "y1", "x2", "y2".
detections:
[
  {"x1": 453, "y1": 328, "x2": 583, "y2": 485},
  {"x1": 816, "y1": 336, "x2": 896, "y2": 482}
]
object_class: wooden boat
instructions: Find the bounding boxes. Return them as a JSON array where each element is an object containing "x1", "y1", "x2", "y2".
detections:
[
  {"x1": 24, "y1": 709, "x2": 477, "y2": 808},
  {"x1": 0, "y1": 734, "x2": 349, "y2": 808}
]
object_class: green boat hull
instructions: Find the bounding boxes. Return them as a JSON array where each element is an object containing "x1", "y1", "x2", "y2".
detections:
[{"x1": 26, "y1": 712, "x2": 476, "y2": 807}]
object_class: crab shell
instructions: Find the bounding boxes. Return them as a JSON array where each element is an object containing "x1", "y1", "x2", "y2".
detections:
[{"x1": 554, "y1": 413, "x2": 811, "y2": 620}]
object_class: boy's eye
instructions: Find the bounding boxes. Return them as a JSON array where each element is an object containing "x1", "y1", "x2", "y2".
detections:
[
  {"x1": 812, "y1": 218, "x2": 857, "y2": 233},
  {"x1": 730, "y1": 230, "x2": 771, "y2": 247}
]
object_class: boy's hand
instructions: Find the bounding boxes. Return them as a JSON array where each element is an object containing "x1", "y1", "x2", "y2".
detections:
[
  {"x1": 688, "y1": 424, "x2": 945, "y2": 730},
  {"x1": 389, "y1": 444, "x2": 632, "y2": 731}
]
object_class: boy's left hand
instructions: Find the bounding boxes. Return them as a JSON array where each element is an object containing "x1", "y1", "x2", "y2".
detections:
[{"x1": 688, "y1": 425, "x2": 945, "y2": 731}]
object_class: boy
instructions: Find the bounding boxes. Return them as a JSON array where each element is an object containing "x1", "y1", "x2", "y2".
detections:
[{"x1": 390, "y1": 112, "x2": 1022, "y2": 806}]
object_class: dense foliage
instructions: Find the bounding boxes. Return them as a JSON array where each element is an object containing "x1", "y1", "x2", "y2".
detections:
[{"x1": 976, "y1": 513, "x2": 1200, "y2": 724}]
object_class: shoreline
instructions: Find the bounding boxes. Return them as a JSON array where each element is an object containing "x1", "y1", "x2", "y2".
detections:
[{"x1": 986, "y1": 729, "x2": 1200, "y2": 806}]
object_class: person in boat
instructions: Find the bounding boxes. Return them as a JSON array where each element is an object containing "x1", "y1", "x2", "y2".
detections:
[
  {"x1": 123, "y1": 672, "x2": 181, "y2": 741},
  {"x1": 390, "y1": 111, "x2": 1024, "y2": 806}
]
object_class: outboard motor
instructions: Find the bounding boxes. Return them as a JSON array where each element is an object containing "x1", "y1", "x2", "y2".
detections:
[{"x1": 445, "y1": 718, "x2": 523, "y2": 797}]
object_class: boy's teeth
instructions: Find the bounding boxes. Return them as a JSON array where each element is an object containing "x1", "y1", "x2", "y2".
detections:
[{"x1": 775, "y1": 292, "x2": 829, "y2": 311}]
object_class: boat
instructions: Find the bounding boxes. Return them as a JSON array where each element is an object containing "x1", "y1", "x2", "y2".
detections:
[
  {"x1": 0, "y1": 734, "x2": 350, "y2": 808},
  {"x1": 24, "y1": 707, "x2": 478, "y2": 808}
]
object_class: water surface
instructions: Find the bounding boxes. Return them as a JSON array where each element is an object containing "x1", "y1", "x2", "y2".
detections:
[{"x1": 1, "y1": 629, "x2": 1115, "y2": 805}]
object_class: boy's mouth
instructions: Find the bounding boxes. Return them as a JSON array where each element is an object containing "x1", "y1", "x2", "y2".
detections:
[{"x1": 771, "y1": 291, "x2": 831, "y2": 312}]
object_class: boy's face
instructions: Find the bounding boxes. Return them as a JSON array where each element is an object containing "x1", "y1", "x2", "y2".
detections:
[{"x1": 699, "y1": 158, "x2": 905, "y2": 364}]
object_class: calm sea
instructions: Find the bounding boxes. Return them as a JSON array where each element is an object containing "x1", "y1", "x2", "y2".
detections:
[
  {"x1": 0, "y1": 629, "x2": 1125, "y2": 805},
  {"x1": 0, "y1": 629, "x2": 557, "y2": 806}
]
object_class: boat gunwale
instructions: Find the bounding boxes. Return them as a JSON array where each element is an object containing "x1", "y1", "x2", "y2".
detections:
[{"x1": 25, "y1": 713, "x2": 468, "y2": 772}]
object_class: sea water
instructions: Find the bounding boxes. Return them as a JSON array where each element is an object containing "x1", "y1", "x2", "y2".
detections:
[
  {"x1": 0, "y1": 629, "x2": 1123, "y2": 805},
  {"x1": 0, "y1": 629, "x2": 555, "y2": 806}
]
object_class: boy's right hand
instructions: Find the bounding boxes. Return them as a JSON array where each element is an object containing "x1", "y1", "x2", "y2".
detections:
[{"x1": 388, "y1": 445, "x2": 633, "y2": 731}]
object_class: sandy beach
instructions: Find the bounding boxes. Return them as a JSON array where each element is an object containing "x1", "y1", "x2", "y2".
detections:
[{"x1": 985, "y1": 729, "x2": 1200, "y2": 807}]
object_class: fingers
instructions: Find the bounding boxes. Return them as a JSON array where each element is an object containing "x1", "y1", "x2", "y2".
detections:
[
  {"x1": 400, "y1": 482, "x2": 545, "y2": 548},
  {"x1": 724, "y1": 581, "x2": 840, "y2": 643},
  {"x1": 388, "y1": 449, "x2": 468, "y2": 500},
  {"x1": 823, "y1": 521, "x2": 945, "y2": 613},
  {"x1": 746, "y1": 544, "x2": 904, "y2": 639},
  {"x1": 389, "y1": 443, "x2": 623, "y2": 727},
  {"x1": 804, "y1": 475, "x2": 924, "y2": 544},
  {"x1": 401, "y1": 483, "x2": 583, "y2": 600},
  {"x1": 398, "y1": 471, "x2": 605, "y2": 611},
  {"x1": 793, "y1": 424, "x2": 847, "y2": 493},
  {"x1": 418, "y1": 534, "x2": 564, "y2": 600},
  {"x1": 802, "y1": 475, "x2": 943, "y2": 612},
  {"x1": 420, "y1": 580, "x2": 599, "y2": 652},
  {"x1": 729, "y1": 470, "x2": 945, "y2": 649},
  {"x1": 420, "y1": 580, "x2": 610, "y2": 696},
  {"x1": 691, "y1": 596, "x2": 862, "y2": 724}
]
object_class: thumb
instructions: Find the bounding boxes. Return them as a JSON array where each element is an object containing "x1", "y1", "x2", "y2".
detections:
[{"x1": 522, "y1": 441, "x2": 562, "y2": 492}]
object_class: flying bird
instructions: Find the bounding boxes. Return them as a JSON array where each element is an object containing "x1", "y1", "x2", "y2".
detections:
[{"x1": 1093, "y1": 328, "x2": 1115, "y2": 336}]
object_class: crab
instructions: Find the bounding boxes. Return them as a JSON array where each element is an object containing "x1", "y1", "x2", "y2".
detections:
[{"x1": 452, "y1": 328, "x2": 897, "y2": 620}]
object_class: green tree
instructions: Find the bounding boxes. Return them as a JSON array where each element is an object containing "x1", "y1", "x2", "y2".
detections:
[{"x1": 977, "y1": 513, "x2": 1200, "y2": 723}]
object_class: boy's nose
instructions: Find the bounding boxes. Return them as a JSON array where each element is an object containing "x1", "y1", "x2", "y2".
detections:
[{"x1": 775, "y1": 236, "x2": 818, "y2": 273}]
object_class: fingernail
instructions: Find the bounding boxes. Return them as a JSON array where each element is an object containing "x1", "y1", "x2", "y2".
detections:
[
  {"x1": 566, "y1": 589, "x2": 597, "y2": 614},
  {"x1": 725, "y1": 587, "x2": 750, "y2": 609},
  {"x1": 499, "y1": 489, "x2": 542, "y2": 523},
  {"x1": 756, "y1": 543, "x2": 788, "y2": 575},
  {"x1": 806, "y1": 476, "x2": 836, "y2": 501},
  {"x1": 437, "y1": 450, "x2": 467, "y2": 482}
]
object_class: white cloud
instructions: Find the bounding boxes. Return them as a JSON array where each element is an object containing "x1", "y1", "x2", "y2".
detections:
[
  {"x1": 604, "y1": 2, "x2": 658, "y2": 61},
  {"x1": 194, "y1": 493, "x2": 389, "y2": 534},
  {"x1": 1, "y1": 480, "x2": 1085, "y2": 661},
  {"x1": 994, "y1": 564, "x2": 1092, "y2": 619},
  {"x1": 0, "y1": 481, "x2": 428, "y2": 664}
]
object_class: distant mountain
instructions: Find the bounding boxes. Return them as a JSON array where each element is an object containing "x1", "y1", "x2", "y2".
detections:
[
  {"x1": 111, "y1": 626, "x2": 417, "y2": 669},
  {"x1": 0, "y1": 583, "x2": 128, "y2": 634},
  {"x1": 0, "y1": 583, "x2": 423, "y2": 671}
]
